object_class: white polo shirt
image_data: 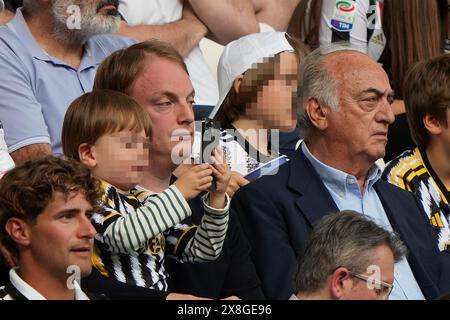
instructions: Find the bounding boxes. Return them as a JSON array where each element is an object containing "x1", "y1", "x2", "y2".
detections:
[{"x1": 0, "y1": 269, "x2": 90, "y2": 300}]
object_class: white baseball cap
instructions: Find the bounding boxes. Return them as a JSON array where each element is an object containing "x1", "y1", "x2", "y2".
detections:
[
  {"x1": 210, "y1": 32, "x2": 295, "y2": 119},
  {"x1": 0, "y1": 0, "x2": 4, "y2": 12}
]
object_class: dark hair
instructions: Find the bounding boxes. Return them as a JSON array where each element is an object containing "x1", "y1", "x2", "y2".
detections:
[
  {"x1": 294, "y1": 210, "x2": 407, "y2": 294},
  {"x1": 383, "y1": 0, "x2": 444, "y2": 98},
  {"x1": 62, "y1": 90, "x2": 152, "y2": 161},
  {"x1": 288, "y1": 0, "x2": 322, "y2": 50},
  {"x1": 0, "y1": 156, "x2": 103, "y2": 256},
  {"x1": 404, "y1": 53, "x2": 450, "y2": 147}
]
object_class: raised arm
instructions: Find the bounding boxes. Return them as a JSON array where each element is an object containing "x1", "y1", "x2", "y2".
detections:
[
  {"x1": 96, "y1": 185, "x2": 193, "y2": 253},
  {"x1": 188, "y1": 0, "x2": 259, "y2": 45},
  {"x1": 116, "y1": 4, "x2": 207, "y2": 57}
]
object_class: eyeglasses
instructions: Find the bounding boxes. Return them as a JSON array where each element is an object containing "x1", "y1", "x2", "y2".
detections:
[{"x1": 349, "y1": 271, "x2": 394, "y2": 298}]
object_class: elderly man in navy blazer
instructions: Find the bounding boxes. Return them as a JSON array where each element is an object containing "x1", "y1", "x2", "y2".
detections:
[{"x1": 231, "y1": 44, "x2": 450, "y2": 300}]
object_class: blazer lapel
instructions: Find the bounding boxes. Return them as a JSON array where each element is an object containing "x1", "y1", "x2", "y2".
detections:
[{"x1": 287, "y1": 149, "x2": 339, "y2": 227}]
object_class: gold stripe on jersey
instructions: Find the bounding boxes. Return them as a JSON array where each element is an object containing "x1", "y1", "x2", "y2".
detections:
[
  {"x1": 389, "y1": 152, "x2": 421, "y2": 190},
  {"x1": 91, "y1": 246, "x2": 109, "y2": 277},
  {"x1": 173, "y1": 225, "x2": 198, "y2": 254}
]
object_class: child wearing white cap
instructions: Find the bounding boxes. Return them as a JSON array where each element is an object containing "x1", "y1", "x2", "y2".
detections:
[{"x1": 212, "y1": 32, "x2": 308, "y2": 187}]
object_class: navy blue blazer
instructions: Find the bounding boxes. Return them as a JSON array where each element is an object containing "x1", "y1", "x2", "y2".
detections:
[{"x1": 231, "y1": 148, "x2": 449, "y2": 300}]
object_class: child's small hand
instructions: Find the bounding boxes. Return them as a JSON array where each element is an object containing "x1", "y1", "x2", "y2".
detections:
[
  {"x1": 173, "y1": 163, "x2": 213, "y2": 201},
  {"x1": 208, "y1": 148, "x2": 231, "y2": 208},
  {"x1": 226, "y1": 171, "x2": 249, "y2": 198}
]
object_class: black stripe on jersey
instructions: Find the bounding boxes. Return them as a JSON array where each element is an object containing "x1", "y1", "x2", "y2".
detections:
[
  {"x1": 366, "y1": 0, "x2": 377, "y2": 41},
  {"x1": 138, "y1": 252, "x2": 154, "y2": 288},
  {"x1": 166, "y1": 187, "x2": 189, "y2": 221},
  {"x1": 401, "y1": 164, "x2": 425, "y2": 191},
  {"x1": 172, "y1": 226, "x2": 197, "y2": 257}
]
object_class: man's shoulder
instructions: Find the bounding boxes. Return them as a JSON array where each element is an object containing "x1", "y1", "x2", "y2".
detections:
[{"x1": 0, "y1": 25, "x2": 26, "y2": 54}]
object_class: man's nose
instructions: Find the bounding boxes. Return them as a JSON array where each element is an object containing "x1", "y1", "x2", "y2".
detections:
[{"x1": 176, "y1": 101, "x2": 195, "y2": 125}]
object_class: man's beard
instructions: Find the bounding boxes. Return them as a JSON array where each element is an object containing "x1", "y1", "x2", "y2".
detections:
[{"x1": 51, "y1": 0, "x2": 121, "y2": 45}]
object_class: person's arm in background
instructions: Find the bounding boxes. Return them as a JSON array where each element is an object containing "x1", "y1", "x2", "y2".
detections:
[
  {"x1": 188, "y1": 0, "x2": 259, "y2": 45},
  {"x1": 116, "y1": 3, "x2": 207, "y2": 57},
  {"x1": 10, "y1": 144, "x2": 52, "y2": 166},
  {"x1": 251, "y1": 0, "x2": 300, "y2": 31}
]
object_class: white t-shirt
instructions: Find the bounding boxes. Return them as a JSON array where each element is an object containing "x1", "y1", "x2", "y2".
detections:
[{"x1": 119, "y1": 0, "x2": 219, "y2": 106}]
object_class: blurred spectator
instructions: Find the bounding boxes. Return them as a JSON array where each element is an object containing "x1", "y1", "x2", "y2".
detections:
[
  {"x1": 231, "y1": 44, "x2": 449, "y2": 300},
  {"x1": 0, "y1": 0, "x2": 134, "y2": 165},
  {"x1": 0, "y1": 156, "x2": 102, "y2": 300},
  {"x1": 116, "y1": 0, "x2": 259, "y2": 119},
  {"x1": 212, "y1": 32, "x2": 308, "y2": 196},
  {"x1": 93, "y1": 40, "x2": 264, "y2": 299},
  {"x1": 293, "y1": 211, "x2": 406, "y2": 300},
  {"x1": 382, "y1": 53, "x2": 450, "y2": 252}
]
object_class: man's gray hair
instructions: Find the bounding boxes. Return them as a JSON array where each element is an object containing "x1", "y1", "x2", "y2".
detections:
[
  {"x1": 294, "y1": 210, "x2": 407, "y2": 295},
  {"x1": 296, "y1": 43, "x2": 367, "y2": 140}
]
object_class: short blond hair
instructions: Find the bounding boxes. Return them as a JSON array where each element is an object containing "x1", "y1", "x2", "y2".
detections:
[{"x1": 94, "y1": 40, "x2": 188, "y2": 94}]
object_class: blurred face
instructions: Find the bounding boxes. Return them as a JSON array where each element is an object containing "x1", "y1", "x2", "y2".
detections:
[
  {"x1": 129, "y1": 56, "x2": 195, "y2": 167},
  {"x1": 90, "y1": 130, "x2": 149, "y2": 190},
  {"x1": 342, "y1": 244, "x2": 395, "y2": 300},
  {"x1": 323, "y1": 52, "x2": 395, "y2": 163},
  {"x1": 245, "y1": 52, "x2": 298, "y2": 131},
  {"x1": 51, "y1": 0, "x2": 121, "y2": 42},
  {"x1": 26, "y1": 191, "x2": 96, "y2": 280}
]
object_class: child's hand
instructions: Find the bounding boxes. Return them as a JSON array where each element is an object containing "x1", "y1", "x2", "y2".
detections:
[
  {"x1": 174, "y1": 163, "x2": 213, "y2": 201},
  {"x1": 226, "y1": 171, "x2": 249, "y2": 198},
  {"x1": 208, "y1": 148, "x2": 231, "y2": 209}
]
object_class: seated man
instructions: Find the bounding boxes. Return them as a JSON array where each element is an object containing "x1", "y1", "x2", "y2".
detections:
[
  {"x1": 231, "y1": 43, "x2": 449, "y2": 300},
  {"x1": 93, "y1": 40, "x2": 264, "y2": 299},
  {"x1": 0, "y1": 156, "x2": 102, "y2": 300},
  {"x1": 382, "y1": 53, "x2": 450, "y2": 252},
  {"x1": 0, "y1": 0, "x2": 134, "y2": 165},
  {"x1": 293, "y1": 210, "x2": 406, "y2": 300}
]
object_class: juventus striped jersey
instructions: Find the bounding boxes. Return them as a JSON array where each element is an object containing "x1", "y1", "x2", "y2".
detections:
[
  {"x1": 92, "y1": 182, "x2": 230, "y2": 291},
  {"x1": 382, "y1": 147, "x2": 450, "y2": 251}
]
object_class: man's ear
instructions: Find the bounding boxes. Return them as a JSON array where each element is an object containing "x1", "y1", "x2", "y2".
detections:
[
  {"x1": 233, "y1": 75, "x2": 245, "y2": 94},
  {"x1": 78, "y1": 143, "x2": 96, "y2": 169},
  {"x1": 305, "y1": 98, "x2": 329, "y2": 131},
  {"x1": 423, "y1": 114, "x2": 443, "y2": 136},
  {"x1": 4, "y1": 218, "x2": 32, "y2": 248},
  {"x1": 330, "y1": 267, "x2": 351, "y2": 300}
]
